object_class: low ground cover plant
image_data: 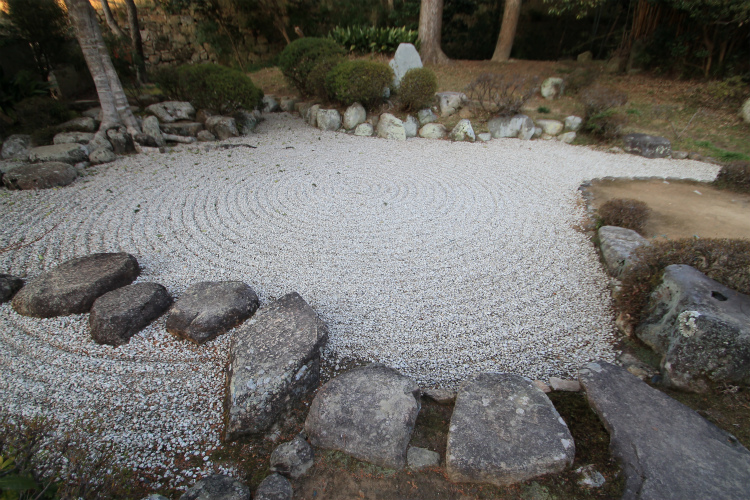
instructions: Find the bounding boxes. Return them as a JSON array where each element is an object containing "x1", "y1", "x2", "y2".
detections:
[
  {"x1": 277, "y1": 38, "x2": 346, "y2": 95},
  {"x1": 579, "y1": 85, "x2": 628, "y2": 139},
  {"x1": 597, "y1": 198, "x2": 651, "y2": 234},
  {"x1": 397, "y1": 68, "x2": 438, "y2": 111},
  {"x1": 464, "y1": 73, "x2": 539, "y2": 117},
  {"x1": 328, "y1": 25, "x2": 418, "y2": 54},
  {"x1": 325, "y1": 60, "x2": 393, "y2": 108}
]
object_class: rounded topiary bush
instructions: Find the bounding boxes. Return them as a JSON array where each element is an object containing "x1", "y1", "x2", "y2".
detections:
[
  {"x1": 305, "y1": 55, "x2": 345, "y2": 101},
  {"x1": 278, "y1": 37, "x2": 346, "y2": 94},
  {"x1": 325, "y1": 60, "x2": 394, "y2": 108},
  {"x1": 398, "y1": 67, "x2": 438, "y2": 110}
]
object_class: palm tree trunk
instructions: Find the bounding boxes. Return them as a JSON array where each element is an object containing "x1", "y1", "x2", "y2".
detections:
[
  {"x1": 419, "y1": 0, "x2": 450, "y2": 65},
  {"x1": 492, "y1": 0, "x2": 521, "y2": 62}
]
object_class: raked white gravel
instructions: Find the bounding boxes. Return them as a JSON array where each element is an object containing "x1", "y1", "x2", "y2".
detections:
[{"x1": 0, "y1": 113, "x2": 719, "y2": 481}]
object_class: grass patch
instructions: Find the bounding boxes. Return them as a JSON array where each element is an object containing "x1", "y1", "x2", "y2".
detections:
[
  {"x1": 691, "y1": 140, "x2": 750, "y2": 163},
  {"x1": 537, "y1": 106, "x2": 551, "y2": 114}
]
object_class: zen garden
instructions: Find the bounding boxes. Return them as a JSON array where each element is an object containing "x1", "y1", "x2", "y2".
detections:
[{"x1": 1, "y1": 0, "x2": 749, "y2": 499}]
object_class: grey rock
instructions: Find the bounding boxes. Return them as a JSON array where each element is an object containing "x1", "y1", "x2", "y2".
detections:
[
  {"x1": 146, "y1": 101, "x2": 195, "y2": 123},
  {"x1": 179, "y1": 474, "x2": 250, "y2": 500},
  {"x1": 270, "y1": 434, "x2": 314, "y2": 479},
  {"x1": 305, "y1": 364, "x2": 420, "y2": 470},
  {"x1": 58, "y1": 116, "x2": 97, "y2": 133},
  {"x1": 88, "y1": 132, "x2": 113, "y2": 152},
  {"x1": 306, "y1": 105, "x2": 321, "y2": 128},
  {"x1": 142, "y1": 116, "x2": 165, "y2": 147},
  {"x1": 576, "y1": 464, "x2": 605, "y2": 488},
  {"x1": 196, "y1": 109, "x2": 215, "y2": 124},
  {"x1": 12, "y1": 253, "x2": 139, "y2": 318},
  {"x1": 81, "y1": 107, "x2": 102, "y2": 119},
  {"x1": 90, "y1": 282, "x2": 172, "y2": 346},
  {"x1": 160, "y1": 121, "x2": 204, "y2": 137},
  {"x1": 316, "y1": 109, "x2": 341, "y2": 131},
  {"x1": 234, "y1": 110, "x2": 261, "y2": 135},
  {"x1": 417, "y1": 108, "x2": 437, "y2": 125},
  {"x1": 437, "y1": 92, "x2": 468, "y2": 117},
  {"x1": 296, "y1": 102, "x2": 312, "y2": 117},
  {"x1": 279, "y1": 98, "x2": 298, "y2": 113},
  {"x1": 579, "y1": 361, "x2": 750, "y2": 500},
  {"x1": 354, "y1": 123, "x2": 374, "y2": 137},
  {"x1": 28, "y1": 144, "x2": 88, "y2": 164},
  {"x1": 577, "y1": 51, "x2": 593, "y2": 63},
  {"x1": 671, "y1": 150, "x2": 689, "y2": 160},
  {"x1": 403, "y1": 115, "x2": 418, "y2": 138},
  {"x1": 263, "y1": 95, "x2": 280, "y2": 113},
  {"x1": 407, "y1": 447, "x2": 440, "y2": 470},
  {"x1": 741, "y1": 97, "x2": 750, "y2": 124},
  {"x1": 488, "y1": 114, "x2": 535, "y2": 140},
  {"x1": 541, "y1": 77, "x2": 565, "y2": 99},
  {"x1": 418, "y1": 123, "x2": 447, "y2": 139},
  {"x1": 377, "y1": 113, "x2": 406, "y2": 141},
  {"x1": 536, "y1": 119, "x2": 564, "y2": 136},
  {"x1": 477, "y1": 132, "x2": 492, "y2": 142},
  {"x1": 1, "y1": 134, "x2": 32, "y2": 160},
  {"x1": 133, "y1": 133, "x2": 159, "y2": 147},
  {"x1": 53, "y1": 132, "x2": 95, "y2": 145},
  {"x1": 446, "y1": 372, "x2": 574, "y2": 486},
  {"x1": 206, "y1": 116, "x2": 239, "y2": 141},
  {"x1": 343, "y1": 103, "x2": 366, "y2": 130},
  {"x1": 389, "y1": 43, "x2": 423, "y2": 88},
  {"x1": 549, "y1": 377, "x2": 581, "y2": 392},
  {"x1": 532, "y1": 126, "x2": 543, "y2": 139},
  {"x1": 0, "y1": 274, "x2": 24, "y2": 303},
  {"x1": 623, "y1": 133, "x2": 671, "y2": 159},
  {"x1": 450, "y1": 119, "x2": 475, "y2": 142},
  {"x1": 533, "y1": 380, "x2": 552, "y2": 393},
  {"x1": 2, "y1": 162, "x2": 77, "y2": 190},
  {"x1": 197, "y1": 130, "x2": 216, "y2": 142},
  {"x1": 558, "y1": 131, "x2": 576, "y2": 144},
  {"x1": 106, "y1": 128, "x2": 135, "y2": 155},
  {"x1": 598, "y1": 226, "x2": 649, "y2": 277},
  {"x1": 226, "y1": 292, "x2": 327, "y2": 439},
  {"x1": 254, "y1": 474, "x2": 292, "y2": 500},
  {"x1": 564, "y1": 115, "x2": 583, "y2": 132},
  {"x1": 163, "y1": 133, "x2": 196, "y2": 144},
  {"x1": 141, "y1": 495, "x2": 169, "y2": 500},
  {"x1": 166, "y1": 281, "x2": 258, "y2": 345},
  {"x1": 636, "y1": 265, "x2": 750, "y2": 392},
  {"x1": 617, "y1": 353, "x2": 658, "y2": 381},
  {"x1": 89, "y1": 148, "x2": 116, "y2": 165},
  {"x1": 422, "y1": 387, "x2": 456, "y2": 404}
]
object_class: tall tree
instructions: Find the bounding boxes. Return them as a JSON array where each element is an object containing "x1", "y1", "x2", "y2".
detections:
[
  {"x1": 492, "y1": 0, "x2": 521, "y2": 62},
  {"x1": 64, "y1": 0, "x2": 141, "y2": 138},
  {"x1": 100, "y1": 0, "x2": 126, "y2": 39},
  {"x1": 418, "y1": 0, "x2": 450, "y2": 64},
  {"x1": 98, "y1": 0, "x2": 147, "y2": 83}
]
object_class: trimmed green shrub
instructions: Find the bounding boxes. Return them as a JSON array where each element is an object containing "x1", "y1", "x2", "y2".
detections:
[
  {"x1": 597, "y1": 198, "x2": 651, "y2": 234},
  {"x1": 305, "y1": 55, "x2": 345, "y2": 101},
  {"x1": 277, "y1": 38, "x2": 346, "y2": 94},
  {"x1": 398, "y1": 67, "x2": 437, "y2": 111},
  {"x1": 153, "y1": 63, "x2": 263, "y2": 113},
  {"x1": 325, "y1": 60, "x2": 394, "y2": 108}
]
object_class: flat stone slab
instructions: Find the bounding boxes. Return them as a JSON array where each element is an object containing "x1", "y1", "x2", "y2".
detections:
[
  {"x1": 53, "y1": 131, "x2": 95, "y2": 145},
  {"x1": 270, "y1": 434, "x2": 314, "y2": 479},
  {"x1": 225, "y1": 292, "x2": 327, "y2": 439},
  {"x1": 1, "y1": 134, "x2": 32, "y2": 160},
  {"x1": 179, "y1": 474, "x2": 250, "y2": 500},
  {"x1": 2, "y1": 162, "x2": 77, "y2": 190},
  {"x1": 637, "y1": 264, "x2": 750, "y2": 391},
  {"x1": 305, "y1": 364, "x2": 421, "y2": 470},
  {"x1": 12, "y1": 253, "x2": 140, "y2": 318},
  {"x1": 147, "y1": 101, "x2": 196, "y2": 123},
  {"x1": 598, "y1": 226, "x2": 649, "y2": 277},
  {"x1": 579, "y1": 361, "x2": 750, "y2": 500},
  {"x1": 0, "y1": 274, "x2": 24, "y2": 303},
  {"x1": 446, "y1": 373, "x2": 575, "y2": 486},
  {"x1": 90, "y1": 282, "x2": 172, "y2": 346},
  {"x1": 160, "y1": 121, "x2": 204, "y2": 137},
  {"x1": 623, "y1": 133, "x2": 671, "y2": 159},
  {"x1": 166, "y1": 281, "x2": 258, "y2": 344},
  {"x1": 27, "y1": 144, "x2": 88, "y2": 164}
]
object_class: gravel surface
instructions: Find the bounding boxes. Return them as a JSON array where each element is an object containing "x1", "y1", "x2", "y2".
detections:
[{"x1": 0, "y1": 113, "x2": 719, "y2": 481}]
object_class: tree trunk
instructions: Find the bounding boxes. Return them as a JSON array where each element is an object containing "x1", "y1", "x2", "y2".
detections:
[
  {"x1": 100, "y1": 0, "x2": 127, "y2": 40},
  {"x1": 418, "y1": 0, "x2": 450, "y2": 65},
  {"x1": 64, "y1": 0, "x2": 140, "y2": 137},
  {"x1": 123, "y1": 0, "x2": 147, "y2": 84},
  {"x1": 492, "y1": 0, "x2": 521, "y2": 62}
]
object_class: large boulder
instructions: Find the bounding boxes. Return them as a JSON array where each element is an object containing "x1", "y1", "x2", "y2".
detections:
[
  {"x1": 541, "y1": 77, "x2": 564, "y2": 99},
  {"x1": 225, "y1": 292, "x2": 328, "y2": 439},
  {"x1": 316, "y1": 109, "x2": 341, "y2": 131},
  {"x1": 488, "y1": 115, "x2": 534, "y2": 140},
  {"x1": 106, "y1": 127, "x2": 136, "y2": 155},
  {"x1": 160, "y1": 121, "x2": 204, "y2": 137},
  {"x1": 0, "y1": 274, "x2": 24, "y2": 303},
  {"x1": 1, "y1": 134, "x2": 32, "y2": 160},
  {"x1": 437, "y1": 92, "x2": 468, "y2": 117},
  {"x1": 234, "y1": 110, "x2": 262, "y2": 135},
  {"x1": 354, "y1": 123, "x2": 374, "y2": 137},
  {"x1": 2, "y1": 162, "x2": 77, "y2": 190},
  {"x1": 418, "y1": 108, "x2": 437, "y2": 125},
  {"x1": 376, "y1": 113, "x2": 406, "y2": 141},
  {"x1": 254, "y1": 474, "x2": 292, "y2": 500},
  {"x1": 305, "y1": 104, "x2": 321, "y2": 128},
  {"x1": 179, "y1": 474, "x2": 250, "y2": 500},
  {"x1": 418, "y1": 123, "x2": 447, "y2": 139},
  {"x1": 305, "y1": 364, "x2": 420, "y2": 470},
  {"x1": 89, "y1": 148, "x2": 116, "y2": 165},
  {"x1": 623, "y1": 133, "x2": 671, "y2": 159},
  {"x1": 450, "y1": 119, "x2": 475, "y2": 142},
  {"x1": 579, "y1": 361, "x2": 750, "y2": 500},
  {"x1": 142, "y1": 116, "x2": 166, "y2": 147},
  {"x1": 166, "y1": 281, "x2": 258, "y2": 345},
  {"x1": 598, "y1": 226, "x2": 649, "y2": 277},
  {"x1": 403, "y1": 115, "x2": 418, "y2": 138},
  {"x1": 446, "y1": 373, "x2": 575, "y2": 486},
  {"x1": 27, "y1": 144, "x2": 88, "y2": 164},
  {"x1": 146, "y1": 101, "x2": 196, "y2": 123},
  {"x1": 343, "y1": 103, "x2": 366, "y2": 130},
  {"x1": 270, "y1": 434, "x2": 314, "y2": 479},
  {"x1": 564, "y1": 115, "x2": 583, "y2": 132},
  {"x1": 57, "y1": 116, "x2": 97, "y2": 133},
  {"x1": 53, "y1": 131, "x2": 95, "y2": 145},
  {"x1": 206, "y1": 116, "x2": 240, "y2": 140},
  {"x1": 389, "y1": 43, "x2": 423, "y2": 88},
  {"x1": 740, "y1": 97, "x2": 750, "y2": 124},
  {"x1": 12, "y1": 253, "x2": 140, "y2": 318},
  {"x1": 89, "y1": 282, "x2": 172, "y2": 346},
  {"x1": 636, "y1": 264, "x2": 750, "y2": 391},
  {"x1": 536, "y1": 119, "x2": 564, "y2": 136}
]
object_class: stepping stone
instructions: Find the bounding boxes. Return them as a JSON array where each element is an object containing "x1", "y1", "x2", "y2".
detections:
[
  {"x1": 623, "y1": 133, "x2": 671, "y2": 158},
  {"x1": 166, "y1": 281, "x2": 258, "y2": 345},
  {"x1": 304, "y1": 364, "x2": 420, "y2": 470},
  {"x1": 225, "y1": 292, "x2": 328, "y2": 439},
  {"x1": 12, "y1": 253, "x2": 140, "y2": 318},
  {"x1": 579, "y1": 361, "x2": 750, "y2": 500},
  {"x1": 27, "y1": 144, "x2": 88, "y2": 164},
  {"x1": 270, "y1": 434, "x2": 314, "y2": 479},
  {"x1": 179, "y1": 474, "x2": 250, "y2": 500},
  {"x1": 598, "y1": 226, "x2": 648, "y2": 277},
  {"x1": 146, "y1": 101, "x2": 196, "y2": 123},
  {"x1": 446, "y1": 373, "x2": 575, "y2": 486},
  {"x1": 89, "y1": 282, "x2": 172, "y2": 346},
  {"x1": 2, "y1": 162, "x2": 77, "y2": 190},
  {"x1": 636, "y1": 265, "x2": 750, "y2": 392},
  {"x1": 408, "y1": 446, "x2": 440, "y2": 470},
  {"x1": 254, "y1": 474, "x2": 292, "y2": 500},
  {"x1": 0, "y1": 274, "x2": 24, "y2": 303}
]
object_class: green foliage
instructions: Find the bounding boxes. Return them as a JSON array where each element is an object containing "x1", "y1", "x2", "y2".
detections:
[
  {"x1": 325, "y1": 60, "x2": 393, "y2": 108},
  {"x1": 691, "y1": 140, "x2": 750, "y2": 163},
  {"x1": 153, "y1": 64, "x2": 263, "y2": 113},
  {"x1": 0, "y1": 70, "x2": 50, "y2": 119},
  {"x1": 397, "y1": 68, "x2": 438, "y2": 111},
  {"x1": 712, "y1": 162, "x2": 750, "y2": 193},
  {"x1": 305, "y1": 55, "x2": 345, "y2": 101},
  {"x1": 12, "y1": 96, "x2": 71, "y2": 136},
  {"x1": 327, "y1": 25, "x2": 419, "y2": 54},
  {"x1": 278, "y1": 38, "x2": 346, "y2": 94},
  {"x1": 537, "y1": 106, "x2": 551, "y2": 113},
  {"x1": 597, "y1": 198, "x2": 651, "y2": 234},
  {"x1": 617, "y1": 238, "x2": 750, "y2": 325}
]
